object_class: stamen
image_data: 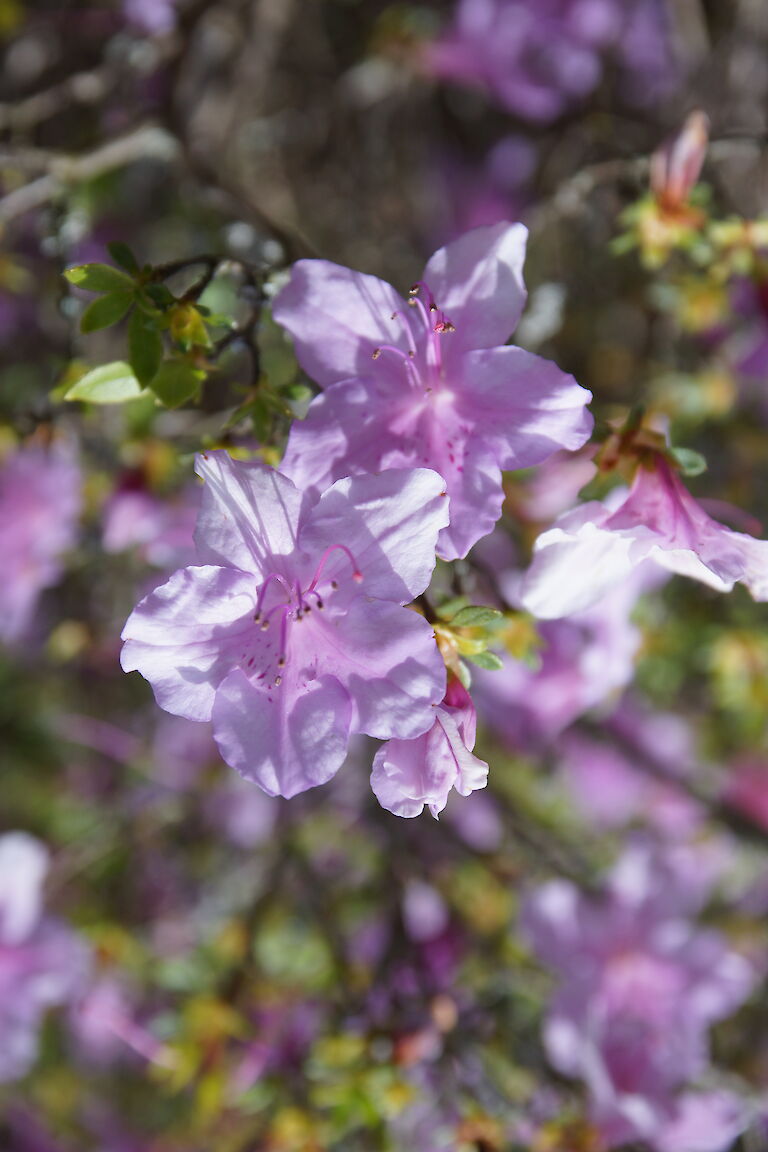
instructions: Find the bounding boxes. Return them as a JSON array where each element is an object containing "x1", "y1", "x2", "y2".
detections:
[
  {"x1": 408, "y1": 281, "x2": 455, "y2": 335},
  {"x1": 373, "y1": 343, "x2": 415, "y2": 361},
  {"x1": 410, "y1": 281, "x2": 437, "y2": 310},
  {"x1": 253, "y1": 571, "x2": 293, "y2": 621},
  {"x1": 308, "y1": 544, "x2": 363, "y2": 593}
]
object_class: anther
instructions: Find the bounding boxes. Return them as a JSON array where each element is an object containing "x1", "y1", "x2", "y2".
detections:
[
  {"x1": 260, "y1": 619, "x2": 270, "y2": 631},
  {"x1": 278, "y1": 656, "x2": 286, "y2": 668},
  {"x1": 275, "y1": 675, "x2": 282, "y2": 687}
]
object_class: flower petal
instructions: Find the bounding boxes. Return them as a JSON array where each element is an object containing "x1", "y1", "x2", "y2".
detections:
[
  {"x1": 272, "y1": 260, "x2": 404, "y2": 387},
  {"x1": 371, "y1": 708, "x2": 487, "y2": 820},
  {"x1": 422, "y1": 221, "x2": 528, "y2": 351},
  {"x1": 302, "y1": 468, "x2": 449, "y2": 603},
  {"x1": 121, "y1": 566, "x2": 256, "y2": 721},
  {"x1": 520, "y1": 505, "x2": 645, "y2": 619},
  {"x1": 313, "y1": 598, "x2": 446, "y2": 739},
  {"x1": 0, "y1": 833, "x2": 48, "y2": 946},
  {"x1": 281, "y1": 375, "x2": 408, "y2": 498},
  {"x1": 193, "y1": 450, "x2": 305, "y2": 574},
  {"x1": 461, "y1": 345, "x2": 593, "y2": 469},
  {"x1": 212, "y1": 668, "x2": 352, "y2": 798}
]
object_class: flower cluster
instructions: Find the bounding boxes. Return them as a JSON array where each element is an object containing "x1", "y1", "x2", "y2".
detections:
[
  {"x1": 523, "y1": 845, "x2": 756, "y2": 1151},
  {"x1": 0, "y1": 441, "x2": 81, "y2": 645},
  {"x1": 0, "y1": 833, "x2": 90, "y2": 1083},
  {"x1": 122, "y1": 222, "x2": 594, "y2": 806},
  {"x1": 424, "y1": 0, "x2": 676, "y2": 123}
]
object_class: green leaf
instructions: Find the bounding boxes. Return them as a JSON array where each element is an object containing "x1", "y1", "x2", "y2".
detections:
[
  {"x1": 64, "y1": 361, "x2": 146, "y2": 404},
  {"x1": 107, "y1": 242, "x2": 140, "y2": 276},
  {"x1": 670, "y1": 446, "x2": 708, "y2": 477},
  {"x1": 80, "y1": 291, "x2": 134, "y2": 334},
  {"x1": 63, "y1": 263, "x2": 134, "y2": 294},
  {"x1": 436, "y1": 596, "x2": 470, "y2": 621},
  {"x1": 449, "y1": 605, "x2": 503, "y2": 628},
  {"x1": 150, "y1": 360, "x2": 206, "y2": 408},
  {"x1": 465, "y1": 650, "x2": 504, "y2": 671},
  {"x1": 142, "y1": 283, "x2": 175, "y2": 308},
  {"x1": 128, "y1": 309, "x2": 163, "y2": 385}
]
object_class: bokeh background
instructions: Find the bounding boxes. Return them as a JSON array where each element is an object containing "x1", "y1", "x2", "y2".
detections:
[{"x1": 5, "y1": 1, "x2": 768, "y2": 1150}]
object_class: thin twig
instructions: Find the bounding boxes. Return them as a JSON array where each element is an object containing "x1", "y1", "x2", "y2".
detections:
[{"x1": 0, "y1": 125, "x2": 179, "y2": 225}]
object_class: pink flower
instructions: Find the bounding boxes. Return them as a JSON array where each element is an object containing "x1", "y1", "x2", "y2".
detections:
[
  {"x1": 102, "y1": 482, "x2": 199, "y2": 570},
  {"x1": 0, "y1": 442, "x2": 81, "y2": 644},
  {"x1": 274, "y1": 222, "x2": 592, "y2": 560},
  {"x1": 121, "y1": 451, "x2": 449, "y2": 799},
  {"x1": 559, "y1": 706, "x2": 701, "y2": 835},
  {"x1": 474, "y1": 559, "x2": 661, "y2": 747},
  {"x1": 522, "y1": 845, "x2": 755, "y2": 1150},
  {"x1": 522, "y1": 455, "x2": 768, "y2": 618},
  {"x1": 0, "y1": 833, "x2": 90, "y2": 1082},
  {"x1": 371, "y1": 678, "x2": 488, "y2": 818},
  {"x1": 423, "y1": 0, "x2": 675, "y2": 123}
]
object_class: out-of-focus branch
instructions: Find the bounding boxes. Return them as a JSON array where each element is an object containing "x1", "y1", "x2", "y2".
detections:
[
  {"x1": 529, "y1": 133, "x2": 768, "y2": 235},
  {"x1": 0, "y1": 125, "x2": 179, "y2": 225},
  {"x1": 0, "y1": 39, "x2": 180, "y2": 135}
]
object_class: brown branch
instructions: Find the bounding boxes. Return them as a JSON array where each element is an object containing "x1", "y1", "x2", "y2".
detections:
[{"x1": 0, "y1": 125, "x2": 179, "y2": 225}]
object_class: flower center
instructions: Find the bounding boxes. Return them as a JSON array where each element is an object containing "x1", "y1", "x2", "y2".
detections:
[
  {"x1": 372, "y1": 280, "x2": 455, "y2": 392},
  {"x1": 249, "y1": 545, "x2": 362, "y2": 688}
]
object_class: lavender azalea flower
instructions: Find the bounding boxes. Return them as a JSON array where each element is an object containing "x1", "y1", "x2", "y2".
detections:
[
  {"x1": 121, "y1": 451, "x2": 449, "y2": 799},
  {"x1": 522, "y1": 845, "x2": 755, "y2": 1151},
  {"x1": 522, "y1": 455, "x2": 768, "y2": 619},
  {"x1": 424, "y1": 0, "x2": 675, "y2": 123},
  {"x1": 473, "y1": 558, "x2": 662, "y2": 748},
  {"x1": 0, "y1": 441, "x2": 81, "y2": 644},
  {"x1": 371, "y1": 677, "x2": 489, "y2": 818},
  {"x1": 274, "y1": 222, "x2": 593, "y2": 560},
  {"x1": 0, "y1": 832, "x2": 90, "y2": 1082}
]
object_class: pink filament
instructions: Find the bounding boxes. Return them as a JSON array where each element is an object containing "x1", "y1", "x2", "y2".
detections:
[
  {"x1": 307, "y1": 543, "x2": 362, "y2": 592},
  {"x1": 254, "y1": 571, "x2": 293, "y2": 619}
]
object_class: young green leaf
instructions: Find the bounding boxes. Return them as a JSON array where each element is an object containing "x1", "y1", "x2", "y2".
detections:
[
  {"x1": 80, "y1": 291, "x2": 134, "y2": 334},
  {"x1": 63, "y1": 263, "x2": 134, "y2": 294},
  {"x1": 436, "y1": 596, "x2": 470, "y2": 621},
  {"x1": 669, "y1": 446, "x2": 708, "y2": 476},
  {"x1": 449, "y1": 605, "x2": 503, "y2": 628},
  {"x1": 150, "y1": 360, "x2": 206, "y2": 408},
  {"x1": 464, "y1": 650, "x2": 504, "y2": 671},
  {"x1": 64, "y1": 361, "x2": 146, "y2": 404},
  {"x1": 142, "y1": 283, "x2": 175, "y2": 308},
  {"x1": 128, "y1": 309, "x2": 163, "y2": 385},
  {"x1": 107, "y1": 242, "x2": 140, "y2": 276}
]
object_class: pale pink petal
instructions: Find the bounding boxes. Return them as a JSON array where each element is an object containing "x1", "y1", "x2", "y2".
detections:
[
  {"x1": 0, "y1": 834, "x2": 48, "y2": 946},
  {"x1": 314, "y1": 598, "x2": 445, "y2": 740},
  {"x1": 422, "y1": 221, "x2": 528, "y2": 351},
  {"x1": 460, "y1": 345, "x2": 593, "y2": 468},
  {"x1": 194, "y1": 450, "x2": 305, "y2": 574},
  {"x1": 371, "y1": 708, "x2": 488, "y2": 819},
  {"x1": 272, "y1": 260, "x2": 404, "y2": 387},
  {"x1": 655, "y1": 1092, "x2": 750, "y2": 1152},
  {"x1": 302, "y1": 468, "x2": 449, "y2": 603},
  {"x1": 121, "y1": 566, "x2": 256, "y2": 721},
  {"x1": 212, "y1": 669, "x2": 352, "y2": 798}
]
